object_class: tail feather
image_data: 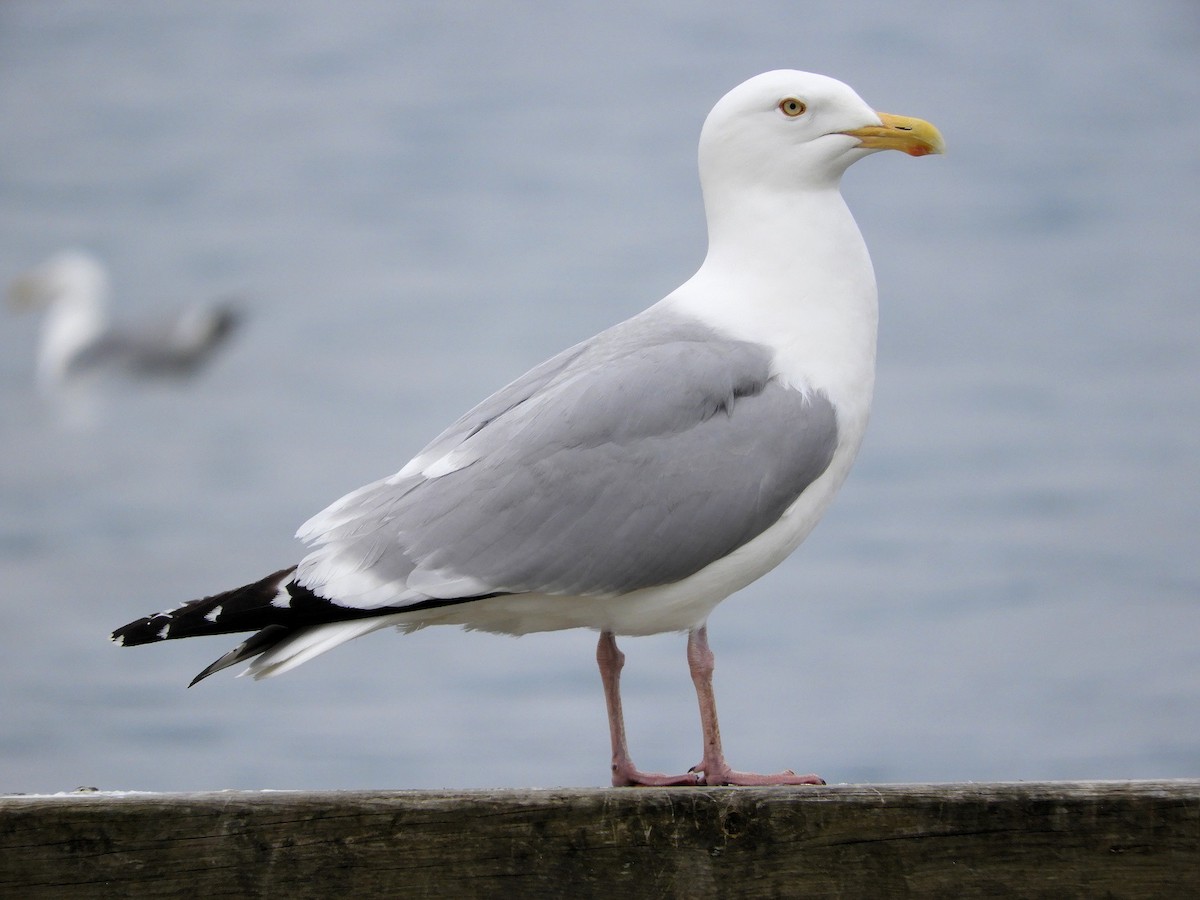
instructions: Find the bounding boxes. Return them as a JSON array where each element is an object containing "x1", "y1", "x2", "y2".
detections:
[{"x1": 244, "y1": 618, "x2": 397, "y2": 681}]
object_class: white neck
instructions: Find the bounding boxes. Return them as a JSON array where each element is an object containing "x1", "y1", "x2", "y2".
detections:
[
  {"x1": 38, "y1": 284, "x2": 108, "y2": 386},
  {"x1": 663, "y1": 182, "x2": 878, "y2": 428}
]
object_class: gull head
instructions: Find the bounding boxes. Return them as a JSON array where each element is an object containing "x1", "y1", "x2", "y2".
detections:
[
  {"x1": 698, "y1": 70, "x2": 944, "y2": 194},
  {"x1": 8, "y1": 250, "x2": 110, "y2": 314}
]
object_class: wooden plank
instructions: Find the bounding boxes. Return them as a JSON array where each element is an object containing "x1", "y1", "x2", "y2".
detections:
[{"x1": 1, "y1": 781, "x2": 1196, "y2": 898}]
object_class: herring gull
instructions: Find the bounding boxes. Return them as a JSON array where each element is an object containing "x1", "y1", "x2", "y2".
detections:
[
  {"x1": 113, "y1": 70, "x2": 943, "y2": 786},
  {"x1": 9, "y1": 250, "x2": 240, "y2": 388}
]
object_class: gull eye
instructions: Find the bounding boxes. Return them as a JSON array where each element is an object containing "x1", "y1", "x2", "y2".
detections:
[{"x1": 779, "y1": 98, "x2": 807, "y2": 117}]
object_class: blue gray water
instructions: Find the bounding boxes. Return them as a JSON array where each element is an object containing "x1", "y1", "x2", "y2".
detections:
[{"x1": 1, "y1": 2, "x2": 1197, "y2": 792}]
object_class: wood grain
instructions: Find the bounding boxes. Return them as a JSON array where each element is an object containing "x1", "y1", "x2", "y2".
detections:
[{"x1": 1, "y1": 781, "x2": 1196, "y2": 898}]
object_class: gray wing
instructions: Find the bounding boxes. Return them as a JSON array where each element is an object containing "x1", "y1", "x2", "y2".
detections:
[
  {"x1": 297, "y1": 309, "x2": 839, "y2": 605},
  {"x1": 70, "y1": 303, "x2": 241, "y2": 377}
]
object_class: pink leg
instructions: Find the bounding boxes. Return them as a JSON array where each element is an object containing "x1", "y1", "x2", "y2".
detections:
[
  {"x1": 596, "y1": 631, "x2": 700, "y2": 787},
  {"x1": 687, "y1": 625, "x2": 825, "y2": 786}
]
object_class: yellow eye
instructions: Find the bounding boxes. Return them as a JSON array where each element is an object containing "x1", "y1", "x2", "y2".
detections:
[{"x1": 779, "y1": 98, "x2": 807, "y2": 117}]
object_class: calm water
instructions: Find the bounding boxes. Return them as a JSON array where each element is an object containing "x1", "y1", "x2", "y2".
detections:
[{"x1": 1, "y1": 1, "x2": 1197, "y2": 792}]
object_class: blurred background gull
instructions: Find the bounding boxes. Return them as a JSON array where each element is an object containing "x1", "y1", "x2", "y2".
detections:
[
  {"x1": 0, "y1": 1, "x2": 1196, "y2": 791},
  {"x1": 9, "y1": 249, "x2": 240, "y2": 391}
]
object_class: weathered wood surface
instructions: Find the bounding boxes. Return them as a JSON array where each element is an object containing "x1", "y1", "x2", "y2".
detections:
[{"x1": 1, "y1": 781, "x2": 1196, "y2": 898}]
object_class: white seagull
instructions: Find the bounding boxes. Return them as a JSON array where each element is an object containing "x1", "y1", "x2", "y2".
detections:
[
  {"x1": 113, "y1": 70, "x2": 942, "y2": 787},
  {"x1": 8, "y1": 250, "x2": 240, "y2": 389}
]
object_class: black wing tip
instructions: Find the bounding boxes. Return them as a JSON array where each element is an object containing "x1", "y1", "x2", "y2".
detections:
[
  {"x1": 203, "y1": 302, "x2": 244, "y2": 348},
  {"x1": 111, "y1": 615, "x2": 171, "y2": 647},
  {"x1": 111, "y1": 565, "x2": 299, "y2": 648},
  {"x1": 188, "y1": 624, "x2": 294, "y2": 687},
  {"x1": 188, "y1": 662, "x2": 221, "y2": 688}
]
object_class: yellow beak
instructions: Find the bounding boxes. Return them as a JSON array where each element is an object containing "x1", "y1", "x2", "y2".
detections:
[
  {"x1": 8, "y1": 274, "x2": 42, "y2": 311},
  {"x1": 840, "y1": 112, "x2": 945, "y2": 157}
]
